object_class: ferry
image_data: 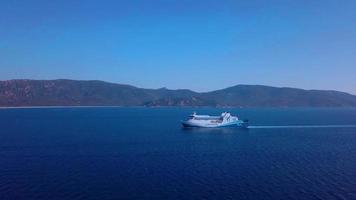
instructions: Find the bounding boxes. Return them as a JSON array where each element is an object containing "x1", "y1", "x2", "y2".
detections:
[{"x1": 182, "y1": 112, "x2": 249, "y2": 128}]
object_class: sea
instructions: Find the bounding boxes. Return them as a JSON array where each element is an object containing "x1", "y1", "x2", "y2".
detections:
[{"x1": 1, "y1": 107, "x2": 356, "y2": 200}]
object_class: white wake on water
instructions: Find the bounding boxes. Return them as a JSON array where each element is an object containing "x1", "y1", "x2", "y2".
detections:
[{"x1": 248, "y1": 125, "x2": 356, "y2": 129}]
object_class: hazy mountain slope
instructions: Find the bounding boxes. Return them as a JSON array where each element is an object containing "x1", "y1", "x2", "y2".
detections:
[
  {"x1": 1, "y1": 80, "x2": 356, "y2": 107},
  {"x1": 201, "y1": 85, "x2": 356, "y2": 107},
  {"x1": 0, "y1": 79, "x2": 149, "y2": 106}
]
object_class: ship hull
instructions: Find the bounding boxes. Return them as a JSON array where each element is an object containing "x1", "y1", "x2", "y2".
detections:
[{"x1": 182, "y1": 120, "x2": 248, "y2": 128}]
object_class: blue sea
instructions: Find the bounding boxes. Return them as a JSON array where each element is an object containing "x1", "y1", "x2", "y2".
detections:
[{"x1": 1, "y1": 107, "x2": 356, "y2": 200}]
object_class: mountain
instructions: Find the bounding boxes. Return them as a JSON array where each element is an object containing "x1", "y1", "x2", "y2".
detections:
[
  {"x1": 0, "y1": 79, "x2": 198, "y2": 107},
  {"x1": 200, "y1": 85, "x2": 356, "y2": 107},
  {"x1": 1, "y1": 79, "x2": 356, "y2": 107}
]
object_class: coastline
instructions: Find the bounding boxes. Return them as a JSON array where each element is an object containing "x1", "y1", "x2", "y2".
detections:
[
  {"x1": 0, "y1": 106, "x2": 126, "y2": 109},
  {"x1": 1, "y1": 106, "x2": 356, "y2": 109}
]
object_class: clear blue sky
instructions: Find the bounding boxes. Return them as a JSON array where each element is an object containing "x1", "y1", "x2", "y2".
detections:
[{"x1": 1, "y1": 0, "x2": 355, "y2": 93}]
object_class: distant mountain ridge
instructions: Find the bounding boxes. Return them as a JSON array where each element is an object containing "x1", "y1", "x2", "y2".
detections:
[{"x1": 1, "y1": 79, "x2": 356, "y2": 107}]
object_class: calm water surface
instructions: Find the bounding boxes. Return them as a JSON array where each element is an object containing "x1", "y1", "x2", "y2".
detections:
[{"x1": 1, "y1": 107, "x2": 356, "y2": 199}]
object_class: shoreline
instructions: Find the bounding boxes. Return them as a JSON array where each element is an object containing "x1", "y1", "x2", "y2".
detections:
[
  {"x1": 0, "y1": 106, "x2": 126, "y2": 109},
  {"x1": 1, "y1": 106, "x2": 356, "y2": 109}
]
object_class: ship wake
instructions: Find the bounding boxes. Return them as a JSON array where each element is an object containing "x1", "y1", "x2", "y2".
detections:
[{"x1": 248, "y1": 125, "x2": 356, "y2": 129}]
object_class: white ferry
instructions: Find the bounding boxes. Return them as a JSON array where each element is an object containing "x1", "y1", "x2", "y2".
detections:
[{"x1": 182, "y1": 112, "x2": 249, "y2": 128}]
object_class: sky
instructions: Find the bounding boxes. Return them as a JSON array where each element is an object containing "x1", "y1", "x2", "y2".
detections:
[{"x1": 0, "y1": 0, "x2": 356, "y2": 93}]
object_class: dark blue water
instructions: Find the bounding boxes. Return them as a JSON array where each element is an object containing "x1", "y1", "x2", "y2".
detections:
[{"x1": 1, "y1": 107, "x2": 356, "y2": 200}]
